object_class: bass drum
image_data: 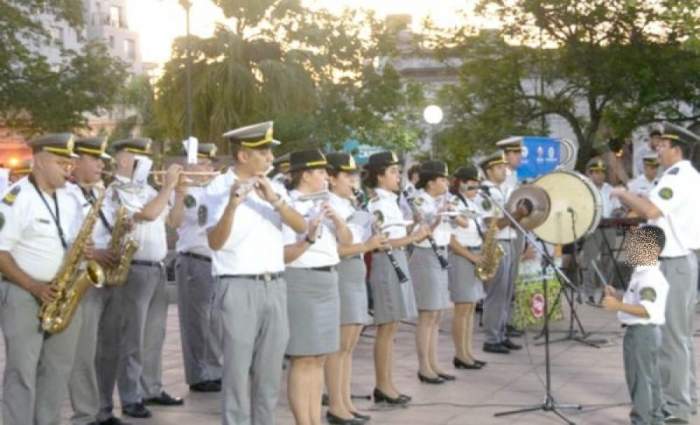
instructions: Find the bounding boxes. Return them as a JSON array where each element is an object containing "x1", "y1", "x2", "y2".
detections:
[{"x1": 532, "y1": 171, "x2": 602, "y2": 244}]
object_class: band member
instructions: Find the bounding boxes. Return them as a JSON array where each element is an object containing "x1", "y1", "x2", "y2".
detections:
[
  {"x1": 105, "y1": 138, "x2": 184, "y2": 418},
  {"x1": 601, "y1": 225, "x2": 668, "y2": 425},
  {"x1": 581, "y1": 157, "x2": 623, "y2": 303},
  {"x1": 612, "y1": 126, "x2": 700, "y2": 424},
  {"x1": 408, "y1": 160, "x2": 456, "y2": 384},
  {"x1": 168, "y1": 143, "x2": 222, "y2": 393},
  {"x1": 283, "y1": 149, "x2": 352, "y2": 425},
  {"x1": 403, "y1": 164, "x2": 421, "y2": 199},
  {"x1": 478, "y1": 151, "x2": 528, "y2": 354},
  {"x1": 270, "y1": 152, "x2": 291, "y2": 187},
  {"x1": 0, "y1": 133, "x2": 85, "y2": 425},
  {"x1": 634, "y1": 128, "x2": 663, "y2": 178},
  {"x1": 205, "y1": 121, "x2": 306, "y2": 425},
  {"x1": 627, "y1": 153, "x2": 659, "y2": 198},
  {"x1": 448, "y1": 165, "x2": 487, "y2": 370},
  {"x1": 324, "y1": 152, "x2": 384, "y2": 423},
  {"x1": 365, "y1": 151, "x2": 429, "y2": 404},
  {"x1": 65, "y1": 137, "x2": 128, "y2": 425}
]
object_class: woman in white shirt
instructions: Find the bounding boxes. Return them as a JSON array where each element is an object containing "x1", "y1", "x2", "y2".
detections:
[
  {"x1": 324, "y1": 153, "x2": 386, "y2": 424},
  {"x1": 283, "y1": 149, "x2": 352, "y2": 425},
  {"x1": 448, "y1": 165, "x2": 488, "y2": 370}
]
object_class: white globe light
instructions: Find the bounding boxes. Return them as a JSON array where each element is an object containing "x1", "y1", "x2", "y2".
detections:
[{"x1": 423, "y1": 105, "x2": 443, "y2": 124}]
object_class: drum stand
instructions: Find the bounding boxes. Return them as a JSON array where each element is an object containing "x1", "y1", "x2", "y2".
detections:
[{"x1": 481, "y1": 190, "x2": 582, "y2": 425}]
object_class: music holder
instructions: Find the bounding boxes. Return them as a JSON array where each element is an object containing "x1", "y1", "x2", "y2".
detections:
[{"x1": 481, "y1": 188, "x2": 583, "y2": 425}]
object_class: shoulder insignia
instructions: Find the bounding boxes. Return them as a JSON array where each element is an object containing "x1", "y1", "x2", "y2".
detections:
[
  {"x1": 184, "y1": 194, "x2": 196, "y2": 208},
  {"x1": 2, "y1": 186, "x2": 21, "y2": 206},
  {"x1": 412, "y1": 196, "x2": 424, "y2": 207},
  {"x1": 640, "y1": 287, "x2": 657, "y2": 302},
  {"x1": 197, "y1": 204, "x2": 208, "y2": 226},
  {"x1": 667, "y1": 167, "x2": 679, "y2": 175},
  {"x1": 658, "y1": 187, "x2": 673, "y2": 200},
  {"x1": 481, "y1": 198, "x2": 492, "y2": 211}
]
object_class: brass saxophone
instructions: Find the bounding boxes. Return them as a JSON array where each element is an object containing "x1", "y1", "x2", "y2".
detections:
[
  {"x1": 39, "y1": 189, "x2": 106, "y2": 334},
  {"x1": 475, "y1": 217, "x2": 504, "y2": 282},
  {"x1": 104, "y1": 205, "x2": 139, "y2": 286}
]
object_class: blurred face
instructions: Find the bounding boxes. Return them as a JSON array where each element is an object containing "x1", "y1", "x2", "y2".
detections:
[
  {"x1": 587, "y1": 169, "x2": 606, "y2": 187},
  {"x1": 643, "y1": 163, "x2": 658, "y2": 181},
  {"x1": 301, "y1": 168, "x2": 328, "y2": 193},
  {"x1": 655, "y1": 139, "x2": 682, "y2": 168},
  {"x1": 185, "y1": 157, "x2": 215, "y2": 184},
  {"x1": 114, "y1": 150, "x2": 136, "y2": 176},
  {"x1": 650, "y1": 135, "x2": 662, "y2": 149},
  {"x1": 330, "y1": 171, "x2": 357, "y2": 198},
  {"x1": 73, "y1": 154, "x2": 105, "y2": 185},
  {"x1": 378, "y1": 164, "x2": 401, "y2": 192},
  {"x1": 505, "y1": 151, "x2": 522, "y2": 168},
  {"x1": 485, "y1": 163, "x2": 507, "y2": 184},
  {"x1": 33, "y1": 152, "x2": 73, "y2": 189},
  {"x1": 409, "y1": 171, "x2": 420, "y2": 185},
  {"x1": 623, "y1": 230, "x2": 660, "y2": 266},
  {"x1": 461, "y1": 179, "x2": 480, "y2": 199},
  {"x1": 239, "y1": 147, "x2": 274, "y2": 175},
  {"x1": 427, "y1": 176, "x2": 449, "y2": 196}
]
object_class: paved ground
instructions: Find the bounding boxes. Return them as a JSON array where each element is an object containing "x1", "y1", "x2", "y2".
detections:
[{"x1": 1, "y1": 298, "x2": 699, "y2": 425}]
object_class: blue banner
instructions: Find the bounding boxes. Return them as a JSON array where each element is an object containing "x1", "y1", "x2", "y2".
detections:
[{"x1": 518, "y1": 136, "x2": 561, "y2": 181}]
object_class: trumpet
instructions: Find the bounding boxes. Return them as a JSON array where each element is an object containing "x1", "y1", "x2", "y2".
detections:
[{"x1": 151, "y1": 170, "x2": 220, "y2": 187}]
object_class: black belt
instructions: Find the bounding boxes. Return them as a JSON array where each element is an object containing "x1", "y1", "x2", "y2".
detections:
[
  {"x1": 219, "y1": 272, "x2": 283, "y2": 282},
  {"x1": 304, "y1": 266, "x2": 336, "y2": 272},
  {"x1": 467, "y1": 245, "x2": 482, "y2": 250},
  {"x1": 131, "y1": 260, "x2": 163, "y2": 268},
  {"x1": 179, "y1": 252, "x2": 212, "y2": 263}
]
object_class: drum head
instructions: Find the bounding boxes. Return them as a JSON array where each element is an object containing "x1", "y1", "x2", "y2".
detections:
[{"x1": 532, "y1": 171, "x2": 602, "y2": 244}]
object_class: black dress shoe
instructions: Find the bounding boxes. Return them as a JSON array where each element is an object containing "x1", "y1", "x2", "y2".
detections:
[
  {"x1": 417, "y1": 372, "x2": 445, "y2": 384},
  {"x1": 453, "y1": 357, "x2": 482, "y2": 369},
  {"x1": 122, "y1": 402, "x2": 151, "y2": 418},
  {"x1": 97, "y1": 417, "x2": 132, "y2": 425},
  {"x1": 474, "y1": 359, "x2": 487, "y2": 367},
  {"x1": 506, "y1": 325, "x2": 524, "y2": 337},
  {"x1": 145, "y1": 391, "x2": 184, "y2": 406},
  {"x1": 483, "y1": 342, "x2": 510, "y2": 354},
  {"x1": 398, "y1": 393, "x2": 412, "y2": 403},
  {"x1": 502, "y1": 338, "x2": 522, "y2": 350},
  {"x1": 437, "y1": 372, "x2": 456, "y2": 381},
  {"x1": 189, "y1": 380, "x2": 221, "y2": 392},
  {"x1": 326, "y1": 411, "x2": 364, "y2": 424},
  {"x1": 212, "y1": 378, "x2": 222, "y2": 385},
  {"x1": 373, "y1": 388, "x2": 408, "y2": 405},
  {"x1": 351, "y1": 411, "x2": 371, "y2": 421}
]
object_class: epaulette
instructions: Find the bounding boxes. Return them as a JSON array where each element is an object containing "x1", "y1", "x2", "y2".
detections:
[
  {"x1": 2, "y1": 185, "x2": 21, "y2": 206},
  {"x1": 667, "y1": 167, "x2": 679, "y2": 175}
]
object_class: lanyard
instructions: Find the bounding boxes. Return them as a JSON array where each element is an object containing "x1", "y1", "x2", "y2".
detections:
[
  {"x1": 457, "y1": 192, "x2": 485, "y2": 239},
  {"x1": 79, "y1": 186, "x2": 113, "y2": 232},
  {"x1": 30, "y1": 177, "x2": 67, "y2": 249}
]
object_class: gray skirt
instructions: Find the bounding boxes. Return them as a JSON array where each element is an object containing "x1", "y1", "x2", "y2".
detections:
[
  {"x1": 408, "y1": 246, "x2": 451, "y2": 311},
  {"x1": 337, "y1": 256, "x2": 370, "y2": 325},
  {"x1": 369, "y1": 250, "x2": 417, "y2": 325},
  {"x1": 448, "y1": 250, "x2": 484, "y2": 303},
  {"x1": 284, "y1": 267, "x2": 340, "y2": 356}
]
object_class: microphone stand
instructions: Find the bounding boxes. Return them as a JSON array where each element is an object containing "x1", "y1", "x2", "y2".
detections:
[{"x1": 480, "y1": 188, "x2": 582, "y2": 425}]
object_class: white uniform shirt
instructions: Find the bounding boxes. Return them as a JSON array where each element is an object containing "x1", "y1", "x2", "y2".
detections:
[
  {"x1": 204, "y1": 168, "x2": 290, "y2": 275},
  {"x1": 627, "y1": 175, "x2": 657, "y2": 198},
  {"x1": 65, "y1": 182, "x2": 112, "y2": 250},
  {"x1": 104, "y1": 177, "x2": 167, "y2": 262},
  {"x1": 328, "y1": 192, "x2": 370, "y2": 245},
  {"x1": 0, "y1": 177, "x2": 83, "y2": 282},
  {"x1": 502, "y1": 167, "x2": 519, "y2": 193},
  {"x1": 480, "y1": 180, "x2": 516, "y2": 240},
  {"x1": 411, "y1": 190, "x2": 452, "y2": 248},
  {"x1": 618, "y1": 264, "x2": 669, "y2": 326},
  {"x1": 597, "y1": 182, "x2": 622, "y2": 219},
  {"x1": 451, "y1": 193, "x2": 484, "y2": 248},
  {"x1": 367, "y1": 188, "x2": 408, "y2": 240},
  {"x1": 283, "y1": 190, "x2": 340, "y2": 268},
  {"x1": 174, "y1": 186, "x2": 212, "y2": 257},
  {"x1": 648, "y1": 160, "x2": 700, "y2": 257}
]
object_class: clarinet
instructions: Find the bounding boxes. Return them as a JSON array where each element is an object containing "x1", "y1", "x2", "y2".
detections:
[
  {"x1": 372, "y1": 211, "x2": 409, "y2": 283},
  {"x1": 405, "y1": 191, "x2": 449, "y2": 270}
]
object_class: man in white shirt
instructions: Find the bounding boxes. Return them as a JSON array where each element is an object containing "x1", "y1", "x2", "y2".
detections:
[
  {"x1": 105, "y1": 138, "x2": 184, "y2": 419},
  {"x1": 612, "y1": 124, "x2": 700, "y2": 424},
  {"x1": 168, "y1": 143, "x2": 222, "y2": 393},
  {"x1": 205, "y1": 121, "x2": 306, "y2": 425},
  {"x1": 627, "y1": 153, "x2": 659, "y2": 198},
  {"x1": 496, "y1": 137, "x2": 523, "y2": 192},
  {"x1": 0, "y1": 133, "x2": 85, "y2": 425}
]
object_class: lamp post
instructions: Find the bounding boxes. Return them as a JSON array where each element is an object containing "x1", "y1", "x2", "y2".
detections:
[
  {"x1": 423, "y1": 105, "x2": 443, "y2": 159},
  {"x1": 179, "y1": 0, "x2": 193, "y2": 139}
]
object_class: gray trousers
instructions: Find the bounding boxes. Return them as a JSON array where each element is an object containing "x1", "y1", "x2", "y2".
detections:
[
  {"x1": 483, "y1": 241, "x2": 516, "y2": 344},
  {"x1": 175, "y1": 254, "x2": 222, "y2": 385},
  {"x1": 0, "y1": 280, "x2": 82, "y2": 425},
  {"x1": 116, "y1": 263, "x2": 169, "y2": 405},
  {"x1": 506, "y1": 233, "x2": 525, "y2": 326},
  {"x1": 216, "y1": 276, "x2": 289, "y2": 425},
  {"x1": 68, "y1": 286, "x2": 122, "y2": 424},
  {"x1": 624, "y1": 325, "x2": 664, "y2": 425},
  {"x1": 581, "y1": 228, "x2": 617, "y2": 298},
  {"x1": 659, "y1": 255, "x2": 698, "y2": 421}
]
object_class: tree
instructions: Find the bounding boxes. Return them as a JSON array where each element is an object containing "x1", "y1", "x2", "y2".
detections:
[
  {"x1": 0, "y1": 1, "x2": 127, "y2": 134},
  {"x1": 434, "y1": 0, "x2": 700, "y2": 169}
]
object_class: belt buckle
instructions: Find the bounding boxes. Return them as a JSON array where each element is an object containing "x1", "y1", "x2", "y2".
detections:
[{"x1": 263, "y1": 272, "x2": 272, "y2": 283}]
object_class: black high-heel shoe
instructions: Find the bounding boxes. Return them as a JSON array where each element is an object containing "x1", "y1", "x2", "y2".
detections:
[
  {"x1": 437, "y1": 372, "x2": 456, "y2": 381},
  {"x1": 453, "y1": 357, "x2": 483, "y2": 370},
  {"x1": 373, "y1": 388, "x2": 408, "y2": 405},
  {"x1": 326, "y1": 411, "x2": 364, "y2": 424},
  {"x1": 474, "y1": 359, "x2": 487, "y2": 367},
  {"x1": 417, "y1": 372, "x2": 444, "y2": 384},
  {"x1": 351, "y1": 410, "x2": 371, "y2": 421}
]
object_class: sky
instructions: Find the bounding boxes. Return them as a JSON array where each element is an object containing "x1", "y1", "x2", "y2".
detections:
[{"x1": 127, "y1": 0, "x2": 480, "y2": 64}]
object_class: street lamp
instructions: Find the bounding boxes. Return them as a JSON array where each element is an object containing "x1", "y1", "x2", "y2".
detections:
[
  {"x1": 423, "y1": 105, "x2": 443, "y2": 158},
  {"x1": 179, "y1": 0, "x2": 193, "y2": 139}
]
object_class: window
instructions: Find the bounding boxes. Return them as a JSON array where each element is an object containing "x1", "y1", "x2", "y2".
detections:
[
  {"x1": 109, "y1": 5, "x2": 121, "y2": 27},
  {"x1": 125, "y1": 39, "x2": 136, "y2": 60}
]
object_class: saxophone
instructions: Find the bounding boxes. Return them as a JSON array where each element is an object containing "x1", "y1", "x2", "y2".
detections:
[
  {"x1": 475, "y1": 217, "x2": 505, "y2": 282},
  {"x1": 39, "y1": 189, "x2": 106, "y2": 334},
  {"x1": 104, "y1": 205, "x2": 139, "y2": 286}
]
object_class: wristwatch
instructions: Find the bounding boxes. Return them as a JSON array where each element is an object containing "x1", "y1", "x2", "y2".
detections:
[{"x1": 304, "y1": 234, "x2": 316, "y2": 245}]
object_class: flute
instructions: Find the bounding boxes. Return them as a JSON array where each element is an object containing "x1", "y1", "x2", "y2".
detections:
[{"x1": 372, "y1": 211, "x2": 409, "y2": 283}]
